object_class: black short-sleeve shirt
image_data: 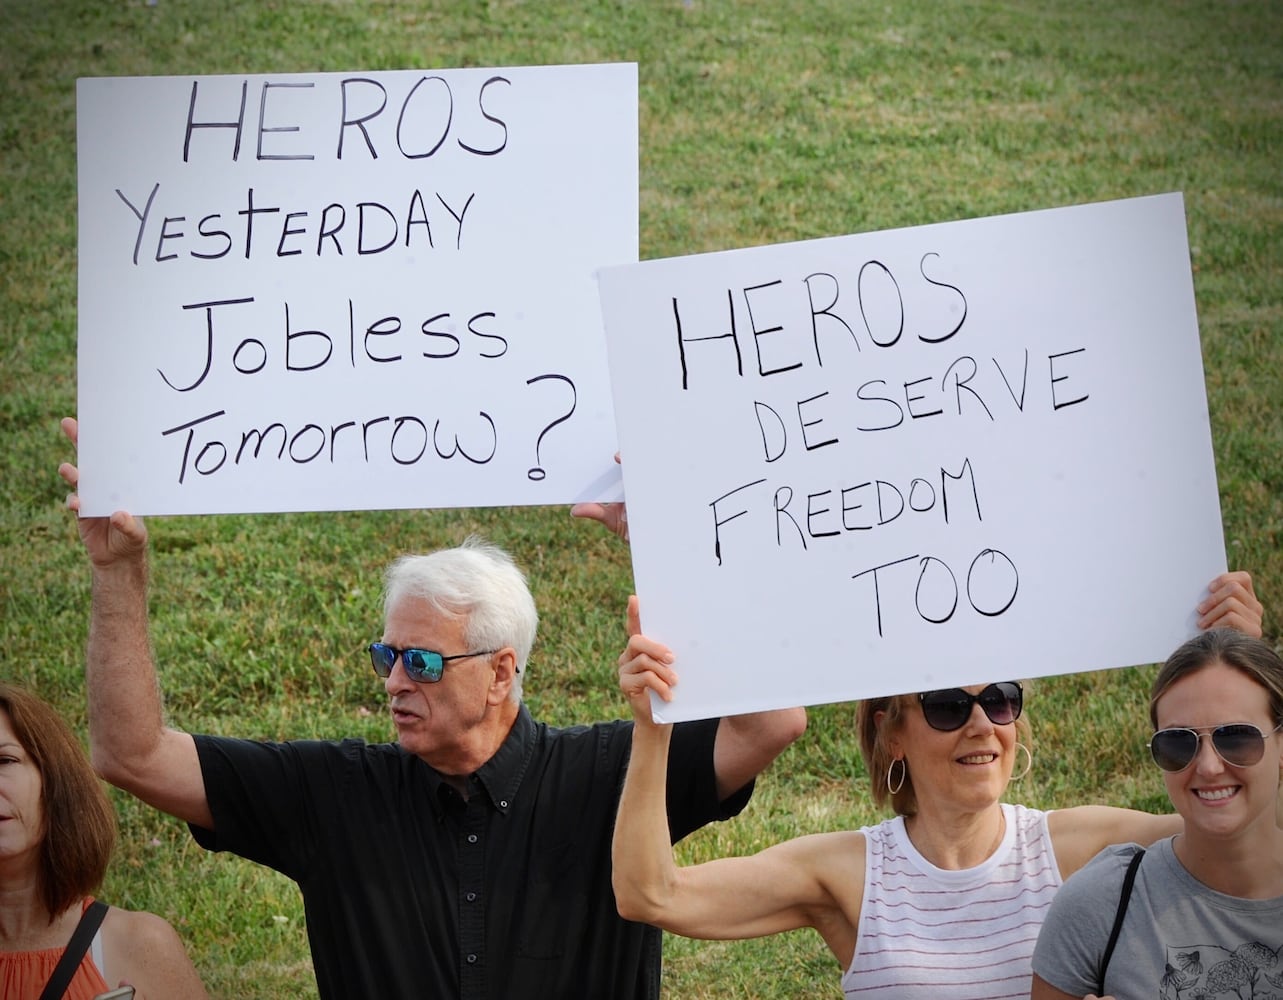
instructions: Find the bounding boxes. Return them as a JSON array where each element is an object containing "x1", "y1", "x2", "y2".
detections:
[{"x1": 190, "y1": 706, "x2": 750, "y2": 999}]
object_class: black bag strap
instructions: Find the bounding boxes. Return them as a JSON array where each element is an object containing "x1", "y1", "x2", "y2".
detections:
[
  {"x1": 38, "y1": 899, "x2": 110, "y2": 1000},
  {"x1": 1096, "y1": 848, "x2": 1144, "y2": 994}
]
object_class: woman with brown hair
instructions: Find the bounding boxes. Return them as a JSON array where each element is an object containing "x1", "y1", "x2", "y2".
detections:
[
  {"x1": 610, "y1": 574, "x2": 1263, "y2": 998},
  {"x1": 0, "y1": 682, "x2": 208, "y2": 1000},
  {"x1": 1031, "y1": 628, "x2": 1283, "y2": 999}
]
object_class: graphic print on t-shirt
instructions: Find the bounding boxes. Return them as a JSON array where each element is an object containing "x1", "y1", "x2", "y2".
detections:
[{"x1": 1157, "y1": 939, "x2": 1283, "y2": 999}]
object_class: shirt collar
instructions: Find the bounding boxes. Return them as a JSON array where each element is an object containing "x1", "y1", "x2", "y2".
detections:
[
  {"x1": 414, "y1": 704, "x2": 537, "y2": 819},
  {"x1": 472, "y1": 703, "x2": 537, "y2": 815}
]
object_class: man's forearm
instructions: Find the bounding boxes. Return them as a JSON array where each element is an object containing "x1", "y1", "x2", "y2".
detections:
[{"x1": 87, "y1": 553, "x2": 167, "y2": 784}]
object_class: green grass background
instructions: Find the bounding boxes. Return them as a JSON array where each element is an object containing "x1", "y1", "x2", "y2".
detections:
[{"x1": 1, "y1": 1, "x2": 1280, "y2": 996}]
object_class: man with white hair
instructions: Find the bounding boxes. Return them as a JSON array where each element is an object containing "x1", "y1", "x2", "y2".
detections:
[{"x1": 61, "y1": 420, "x2": 805, "y2": 1000}]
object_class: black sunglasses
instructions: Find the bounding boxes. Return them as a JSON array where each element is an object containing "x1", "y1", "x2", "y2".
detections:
[
  {"x1": 1147, "y1": 722, "x2": 1282, "y2": 773},
  {"x1": 917, "y1": 682, "x2": 1024, "y2": 732},
  {"x1": 368, "y1": 642, "x2": 496, "y2": 684}
]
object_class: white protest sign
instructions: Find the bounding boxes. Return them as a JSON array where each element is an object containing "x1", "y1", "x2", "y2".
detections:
[
  {"x1": 597, "y1": 193, "x2": 1226, "y2": 722},
  {"x1": 76, "y1": 64, "x2": 636, "y2": 516}
]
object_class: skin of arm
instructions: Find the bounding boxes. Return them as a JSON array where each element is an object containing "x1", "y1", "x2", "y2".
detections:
[
  {"x1": 711, "y1": 705, "x2": 807, "y2": 802},
  {"x1": 1046, "y1": 805, "x2": 1181, "y2": 879},
  {"x1": 1031, "y1": 976, "x2": 1113, "y2": 1000},
  {"x1": 60, "y1": 417, "x2": 212, "y2": 829},
  {"x1": 101, "y1": 907, "x2": 210, "y2": 999},
  {"x1": 611, "y1": 600, "x2": 861, "y2": 961}
]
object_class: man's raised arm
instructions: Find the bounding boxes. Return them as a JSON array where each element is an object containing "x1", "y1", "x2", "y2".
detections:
[
  {"x1": 60, "y1": 417, "x2": 212, "y2": 829},
  {"x1": 712, "y1": 706, "x2": 807, "y2": 802}
]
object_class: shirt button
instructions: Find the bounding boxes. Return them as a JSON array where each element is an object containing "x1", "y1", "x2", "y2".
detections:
[
  {"x1": 467, "y1": 833, "x2": 478, "y2": 844},
  {"x1": 499, "y1": 800, "x2": 508, "y2": 808},
  {"x1": 466, "y1": 892, "x2": 477, "y2": 902},
  {"x1": 466, "y1": 954, "x2": 478, "y2": 964}
]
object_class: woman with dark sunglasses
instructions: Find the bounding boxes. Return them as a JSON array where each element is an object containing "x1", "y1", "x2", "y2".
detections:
[
  {"x1": 1031, "y1": 629, "x2": 1283, "y2": 1000},
  {"x1": 610, "y1": 573, "x2": 1263, "y2": 999}
]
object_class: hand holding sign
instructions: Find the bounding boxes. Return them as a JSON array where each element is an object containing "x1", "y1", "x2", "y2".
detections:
[
  {"x1": 58, "y1": 417, "x2": 149, "y2": 568},
  {"x1": 571, "y1": 452, "x2": 629, "y2": 541},
  {"x1": 617, "y1": 595, "x2": 678, "y2": 727}
]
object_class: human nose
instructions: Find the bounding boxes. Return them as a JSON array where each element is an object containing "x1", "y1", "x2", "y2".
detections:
[
  {"x1": 1190, "y1": 732, "x2": 1226, "y2": 775},
  {"x1": 962, "y1": 700, "x2": 996, "y2": 734},
  {"x1": 383, "y1": 654, "x2": 413, "y2": 696}
]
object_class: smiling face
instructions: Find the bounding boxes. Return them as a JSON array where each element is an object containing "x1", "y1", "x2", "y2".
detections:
[
  {"x1": 381, "y1": 596, "x2": 517, "y2": 774},
  {"x1": 891, "y1": 683, "x2": 1018, "y2": 818},
  {"x1": 1154, "y1": 661, "x2": 1283, "y2": 844},
  {"x1": 0, "y1": 708, "x2": 45, "y2": 870}
]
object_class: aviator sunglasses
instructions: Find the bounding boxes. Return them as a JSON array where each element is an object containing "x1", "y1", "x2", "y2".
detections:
[
  {"x1": 368, "y1": 642, "x2": 497, "y2": 684},
  {"x1": 1147, "y1": 722, "x2": 1283, "y2": 773},
  {"x1": 917, "y1": 682, "x2": 1024, "y2": 732}
]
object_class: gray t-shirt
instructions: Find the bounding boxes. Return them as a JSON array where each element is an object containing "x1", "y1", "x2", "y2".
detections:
[{"x1": 1032, "y1": 837, "x2": 1283, "y2": 999}]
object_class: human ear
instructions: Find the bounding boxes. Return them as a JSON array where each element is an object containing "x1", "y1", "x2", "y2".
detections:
[{"x1": 487, "y1": 648, "x2": 519, "y2": 705}]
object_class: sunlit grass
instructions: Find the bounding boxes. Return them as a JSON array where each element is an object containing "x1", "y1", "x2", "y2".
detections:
[{"x1": 2, "y1": 1, "x2": 1280, "y2": 997}]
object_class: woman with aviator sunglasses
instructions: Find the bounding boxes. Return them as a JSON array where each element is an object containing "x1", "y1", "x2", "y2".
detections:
[
  {"x1": 1031, "y1": 628, "x2": 1283, "y2": 1000},
  {"x1": 610, "y1": 572, "x2": 1263, "y2": 998}
]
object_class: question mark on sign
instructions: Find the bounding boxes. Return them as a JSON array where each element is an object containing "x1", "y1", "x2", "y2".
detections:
[{"x1": 526, "y1": 373, "x2": 578, "y2": 481}]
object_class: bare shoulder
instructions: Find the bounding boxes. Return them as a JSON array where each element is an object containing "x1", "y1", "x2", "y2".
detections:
[
  {"x1": 102, "y1": 904, "x2": 183, "y2": 944},
  {"x1": 777, "y1": 829, "x2": 868, "y2": 909},
  {"x1": 1048, "y1": 804, "x2": 1179, "y2": 879},
  {"x1": 101, "y1": 906, "x2": 209, "y2": 999},
  {"x1": 774, "y1": 828, "x2": 866, "y2": 870},
  {"x1": 819, "y1": 828, "x2": 867, "y2": 895},
  {"x1": 735, "y1": 828, "x2": 867, "y2": 907}
]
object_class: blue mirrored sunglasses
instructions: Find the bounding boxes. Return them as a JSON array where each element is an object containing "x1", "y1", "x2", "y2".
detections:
[{"x1": 368, "y1": 642, "x2": 496, "y2": 683}]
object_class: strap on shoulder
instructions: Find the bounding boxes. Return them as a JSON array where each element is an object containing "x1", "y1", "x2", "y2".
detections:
[
  {"x1": 1096, "y1": 848, "x2": 1144, "y2": 995},
  {"x1": 37, "y1": 899, "x2": 110, "y2": 1000}
]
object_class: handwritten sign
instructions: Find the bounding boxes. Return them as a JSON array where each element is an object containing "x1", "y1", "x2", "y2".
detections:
[
  {"x1": 597, "y1": 194, "x2": 1227, "y2": 722},
  {"x1": 76, "y1": 64, "x2": 636, "y2": 516}
]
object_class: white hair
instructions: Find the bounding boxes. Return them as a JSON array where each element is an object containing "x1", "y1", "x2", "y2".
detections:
[{"x1": 382, "y1": 535, "x2": 538, "y2": 702}]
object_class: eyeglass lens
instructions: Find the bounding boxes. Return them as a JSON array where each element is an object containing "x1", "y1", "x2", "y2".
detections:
[
  {"x1": 368, "y1": 643, "x2": 445, "y2": 683},
  {"x1": 1148, "y1": 723, "x2": 1273, "y2": 772},
  {"x1": 919, "y1": 682, "x2": 1023, "y2": 732}
]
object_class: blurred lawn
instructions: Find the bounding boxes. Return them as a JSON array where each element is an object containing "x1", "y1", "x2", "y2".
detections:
[{"x1": 1, "y1": 1, "x2": 1280, "y2": 997}]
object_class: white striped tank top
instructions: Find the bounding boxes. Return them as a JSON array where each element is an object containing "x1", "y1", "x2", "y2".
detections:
[{"x1": 841, "y1": 802, "x2": 1062, "y2": 1000}]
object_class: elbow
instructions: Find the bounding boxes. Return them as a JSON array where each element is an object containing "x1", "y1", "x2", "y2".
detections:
[
  {"x1": 610, "y1": 844, "x2": 677, "y2": 926},
  {"x1": 89, "y1": 737, "x2": 148, "y2": 794},
  {"x1": 89, "y1": 740, "x2": 119, "y2": 782},
  {"x1": 90, "y1": 745, "x2": 132, "y2": 790},
  {"x1": 766, "y1": 706, "x2": 808, "y2": 754},
  {"x1": 783, "y1": 706, "x2": 808, "y2": 746},
  {"x1": 612, "y1": 874, "x2": 666, "y2": 926},
  {"x1": 613, "y1": 888, "x2": 649, "y2": 924}
]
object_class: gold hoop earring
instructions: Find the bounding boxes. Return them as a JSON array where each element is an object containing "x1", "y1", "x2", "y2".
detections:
[
  {"x1": 1012, "y1": 742, "x2": 1033, "y2": 780},
  {"x1": 887, "y1": 757, "x2": 907, "y2": 795}
]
